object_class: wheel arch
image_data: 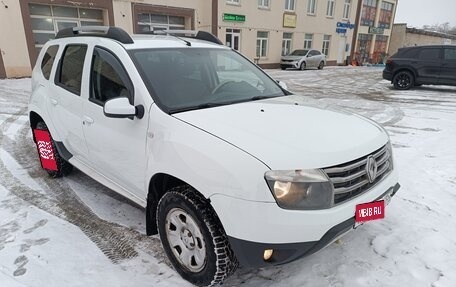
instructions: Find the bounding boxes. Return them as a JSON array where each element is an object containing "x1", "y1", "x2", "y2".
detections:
[
  {"x1": 29, "y1": 111, "x2": 44, "y2": 143},
  {"x1": 393, "y1": 67, "x2": 417, "y2": 80},
  {"x1": 146, "y1": 173, "x2": 211, "y2": 235}
]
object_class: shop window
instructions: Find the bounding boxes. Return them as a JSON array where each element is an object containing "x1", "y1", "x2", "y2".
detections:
[
  {"x1": 304, "y1": 34, "x2": 313, "y2": 49},
  {"x1": 322, "y1": 35, "x2": 331, "y2": 56},
  {"x1": 282, "y1": 33, "x2": 293, "y2": 56},
  {"x1": 256, "y1": 31, "x2": 269, "y2": 57},
  {"x1": 378, "y1": 2, "x2": 394, "y2": 29}
]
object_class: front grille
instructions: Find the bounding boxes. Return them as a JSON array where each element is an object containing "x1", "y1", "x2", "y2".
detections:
[{"x1": 323, "y1": 144, "x2": 392, "y2": 205}]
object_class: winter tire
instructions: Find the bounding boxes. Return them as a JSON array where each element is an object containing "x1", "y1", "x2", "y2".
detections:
[
  {"x1": 393, "y1": 71, "x2": 414, "y2": 90},
  {"x1": 300, "y1": 61, "x2": 306, "y2": 70},
  {"x1": 318, "y1": 61, "x2": 324, "y2": 70},
  {"x1": 35, "y1": 121, "x2": 73, "y2": 177},
  {"x1": 157, "y1": 186, "x2": 238, "y2": 286}
]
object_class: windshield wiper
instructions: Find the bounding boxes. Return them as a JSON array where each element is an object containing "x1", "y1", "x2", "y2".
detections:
[{"x1": 168, "y1": 102, "x2": 229, "y2": 114}]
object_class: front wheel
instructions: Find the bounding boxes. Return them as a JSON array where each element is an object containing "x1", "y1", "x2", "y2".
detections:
[
  {"x1": 34, "y1": 122, "x2": 73, "y2": 178},
  {"x1": 157, "y1": 186, "x2": 238, "y2": 286},
  {"x1": 300, "y1": 61, "x2": 306, "y2": 70},
  {"x1": 280, "y1": 65, "x2": 287, "y2": 70},
  {"x1": 393, "y1": 71, "x2": 414, "y2": 90}
]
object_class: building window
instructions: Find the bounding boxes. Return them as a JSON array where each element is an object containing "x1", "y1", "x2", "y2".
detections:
[
  {"x1": 137, "y1": 13, "x2": 185, "y2": 32},
  {"x1": 28, "y1": 3, "x2": 104, "y2": 54},
  {"x1": 226, "y1": 0, "x2": 240, "y2": 5},
  {"x1": 343, "y1": 0, "x2": 351, "y2": 19},
  {"x1": 326, "y1": 0, "x2": 335, "y2": 17},
  {"x1": 356, "y1": 33, "x2": 373, "y2": 63},
  {"x1": 378, "y1": 2, "x2": 394, "y2": 29},
  {"x1": 258, "y1": 0, "x2": 270, "y2": 8},
  {"x1": 226, "y1": 28, "x2": 241, "y2": 51},
  {"x1": 307, "y1": 0, "x2": 317, "y2": 14},
  {"x1": 322, "y1": 35, "x2": 331, "y2": 56},
  {"x1": 373, "y1": 35, "x2": 388, "y2": 63},
  {"x1": 361, "y1": 0, "x2": 377, "y2": 26},
  {"x1": 304, "y1": 33, "x2": 313, "y2": 49},
  {"x1": 282, "y1": 33, "x2": 293, "y2": 56},
  {"x1": 285, "y1": 0, "x2": 296, "y2": 11},
  {"x1": 256, "y1": 31, "x2": 268, "y2": 57}
]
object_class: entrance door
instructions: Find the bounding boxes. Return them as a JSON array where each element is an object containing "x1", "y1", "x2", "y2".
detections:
[{"x1": 226, "y1": 29, "x2": 241, "y2": 51}]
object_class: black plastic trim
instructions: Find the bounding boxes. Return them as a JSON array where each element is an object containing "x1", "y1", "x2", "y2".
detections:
[
  {"x1": 228, "y1": 183, "x2": 400, "y2": 267},
  {"x1": 54, "y1": 141, "x2": 73, "y2": 161},
  {"x1": 55, "y1": 26, "x2": 133, "y2": 44}
]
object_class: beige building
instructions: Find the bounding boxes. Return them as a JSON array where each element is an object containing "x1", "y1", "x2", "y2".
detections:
[
  {"x1": 351, "y1": 0, "x2": 397, "y2": 64},
  {"x1": 389, "y1": 24, "x2": 456, "y2": 55},
  {"x1": 0, "y1": 0, "x2": 361, "y2": 78}
]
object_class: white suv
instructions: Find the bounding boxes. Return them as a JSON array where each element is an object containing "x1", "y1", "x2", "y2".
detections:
[{"x1": 29, "y1": 26, "x2": 399, "y2": 286}]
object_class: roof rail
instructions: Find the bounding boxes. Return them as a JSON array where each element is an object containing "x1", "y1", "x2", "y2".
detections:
[
  {"x1": 152, "y1": 30, "x2": 223, "y2": 45},
  {"x1": 55, "y1": 26, "x2": 134, "y2": 44}
]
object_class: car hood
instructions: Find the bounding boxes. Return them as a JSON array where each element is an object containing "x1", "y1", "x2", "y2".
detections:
[
  {"x1": 173, "y1": 96, "x2": 387, "y2": 170},
  {"x1": 281, "y1": 55, "x2": 303, "y2": 61}
]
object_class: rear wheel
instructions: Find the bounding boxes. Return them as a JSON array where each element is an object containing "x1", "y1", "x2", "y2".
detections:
[
  {"x1": 318, "y1": 61, "x2": 325, "y2": 70},
  {"x1": 157, "y1": 186, "x2": 238, "y2": 286},
  {"x1": 34, "y1": 122, "x2": 73, "y2": 178},
  {"x1": 393, "y1": 71, "x2": 414, "y2": 90},
  {"x1": 300, "y1": 61, "x2": 306, "y2": 70}
]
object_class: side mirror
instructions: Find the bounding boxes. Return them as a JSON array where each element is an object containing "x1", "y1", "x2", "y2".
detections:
[
  {"x1": 277, "y1": 80, "x2": 288, "y2": 91},
  {"x1": 103, "y1": 97, "x2": 144, "y2": 119}
]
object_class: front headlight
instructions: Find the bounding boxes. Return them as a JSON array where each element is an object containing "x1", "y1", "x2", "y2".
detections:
[{"x1": 265, "y1": 169, "x2": 334, "y2": 210}]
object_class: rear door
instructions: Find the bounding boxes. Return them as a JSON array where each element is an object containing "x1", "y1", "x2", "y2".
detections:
[
  {"x1": 415, "y1": 47, "x2": 442, "y2": 84},
  {"x1": 48, "y1": 44, "x2": 89, "y2": 157},
  {"x1": 307, "y1": 50, "x2": 319, "y2": 67},
  {"x1": 441, "y1": 47, "x2": 456, "y2": 85}
]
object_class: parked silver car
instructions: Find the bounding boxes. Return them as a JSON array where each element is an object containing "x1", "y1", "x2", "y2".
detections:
[{"x1": 280, "y1": 49, "x2": 326, "y2": 70}]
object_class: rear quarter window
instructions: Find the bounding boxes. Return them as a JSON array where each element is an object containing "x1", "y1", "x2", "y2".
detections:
[{"x1": 41, "y1": 45, "x2": 59, "y2": 80}]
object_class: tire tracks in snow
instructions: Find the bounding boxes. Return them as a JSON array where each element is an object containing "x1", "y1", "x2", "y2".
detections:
[{"x1": 0, "y1": 95, "x2": 167, "y2": 265}]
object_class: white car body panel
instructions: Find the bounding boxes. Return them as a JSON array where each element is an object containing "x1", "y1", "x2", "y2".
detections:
[{"x1": 174, "y1": 96, "x2": 387, "y2": 170}]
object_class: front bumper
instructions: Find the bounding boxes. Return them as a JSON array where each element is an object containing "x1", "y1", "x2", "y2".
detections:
[
  {"x1": 280, "y1": 61, "x2": 299, "y2": 69},
  {"x1": 227, "y1": 183, "x2": 400, "y2": 267}
]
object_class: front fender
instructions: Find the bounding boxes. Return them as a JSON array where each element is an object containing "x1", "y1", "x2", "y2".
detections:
[{"x1": 145, "y1": 104, "x2": 275, "y2": 202}]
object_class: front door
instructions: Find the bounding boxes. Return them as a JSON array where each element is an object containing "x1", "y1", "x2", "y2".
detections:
[
  {"x1": 82, "y1": 45, "x2": 148, "y2": 197},
  {"x1": 226, "y1": 29, "x2": 240, "y2": 51}
]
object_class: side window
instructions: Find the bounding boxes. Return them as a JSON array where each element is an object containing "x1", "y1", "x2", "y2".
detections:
[
  {"x1": 90, "y1": 47, "x2": 133, "y2": 105},
  {"x1": 41, "y1": 45, "x2": 59, "y2": 80},
  {"x1": 57, "y1": 45, "x2": 87, "y2": 95},
  {"x1": 444, "y1": 48, "x2": 456, "y2": 61},
  {"x1": 418, "y1": 48, "x2": 440, "y2": 61}
]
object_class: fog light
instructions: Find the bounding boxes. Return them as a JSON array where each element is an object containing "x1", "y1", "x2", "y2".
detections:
[{"x1": 263, "y1": 249, "x2": 273, "y2": 261}]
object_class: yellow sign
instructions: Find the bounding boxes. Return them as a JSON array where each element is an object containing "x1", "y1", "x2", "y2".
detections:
[{"x1": 283, "y1": 13, "x2": 296, "y2": 28}]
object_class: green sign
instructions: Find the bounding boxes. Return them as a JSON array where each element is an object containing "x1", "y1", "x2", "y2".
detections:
[
  {"x1": 223, "y1": 13, "x2": 246, "y2": 22},
  {"x1": 369, "y1": 27, "x2": 384, "y2": 35}
]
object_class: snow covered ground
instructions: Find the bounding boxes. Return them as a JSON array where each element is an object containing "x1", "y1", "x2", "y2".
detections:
[{"x1": 0, "y1": 66, "x2": 455, "y2": 286}]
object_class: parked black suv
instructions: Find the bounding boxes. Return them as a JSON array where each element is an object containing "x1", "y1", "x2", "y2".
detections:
[{"x1": 383, "y1": 45, "x2": 456, "y2": 90}]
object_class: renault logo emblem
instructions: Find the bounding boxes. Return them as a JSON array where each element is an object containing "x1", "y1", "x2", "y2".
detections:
[{"x1": 366, "y1": 155, "x2": 378, "y2": 183}]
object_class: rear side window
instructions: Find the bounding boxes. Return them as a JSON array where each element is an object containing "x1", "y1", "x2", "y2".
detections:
[
  {"x1": 41, "y1": 45, "x2": 58, "y2": 80},
  {"x1": 444, "y1": 48, "x2": 456, "y2": 60},
  {"x1": 90, "y1": 47, "x2": 133, "y2": 105},
  {"x1": 418, "y1": 48, "x2": 440, "y2": 61},
  {"x1": 397, "y1": 48, "x2": 419, "y2": 58},
  {"x1": 56, "y1": 45, "x2": 87, "y2": 95}
]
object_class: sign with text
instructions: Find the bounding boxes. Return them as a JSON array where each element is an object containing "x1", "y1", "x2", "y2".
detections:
[
  {"x1": 355, "y1": 200, "x2": 385, "y2": 223},
  {"x1": 223, "y1": 13, "x2": 245, "y2": 22},
  {"x1": 283, "y1": 13, "x2": 297, "y2": 28},
  {"x1": 336, "y1": 28, "x2": 347, "y2": 34},
  {"x1": 369, "y1": 26, "x2": 385, "y2": 34},
  {"x1": 337, "y1": 22, "x2": 355, "y2": 29}
]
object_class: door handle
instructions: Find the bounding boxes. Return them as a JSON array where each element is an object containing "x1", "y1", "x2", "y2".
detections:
[
  {"x1": 50, "y1": 99, "x2": 58, "y2": 105},
  {"x1": 83, "y1": 116, "x2": 94, "y2": 125}
]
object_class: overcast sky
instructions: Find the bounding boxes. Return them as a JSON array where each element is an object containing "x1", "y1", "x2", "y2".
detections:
[{"x1": 394, "y1": 0, "x2": 456, "y2": 28}]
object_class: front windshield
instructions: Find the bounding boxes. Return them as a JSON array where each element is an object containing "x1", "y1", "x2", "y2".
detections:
[
  {"x1": 290, "y1": 50, "x2": 308, "y2": 56},
  {"x1": 130, "y1": 48, "x2": 285, "y2": 113}
]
